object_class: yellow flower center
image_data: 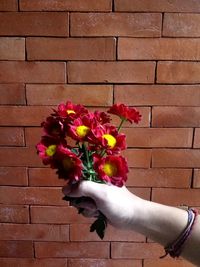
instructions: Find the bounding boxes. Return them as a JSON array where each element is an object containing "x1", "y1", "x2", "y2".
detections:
[
  {"x1": 103, "y1": 162, "x2": 117, "y2": 177},
  {"x1": 46, "y1": 145, "x2": 57, "y2": 156},
  {"x1": 62, "y1": 157, "x2": 74, "y2": 170},
  {"x1": 76, "y1": 125, "x2": 90, "y2": 138},
  {"x1": 103, "y1": 134, "x2": 116, "y2": 148},
  {"x1": 66, "y1": 109, "x2": 75, "y2": 115}
]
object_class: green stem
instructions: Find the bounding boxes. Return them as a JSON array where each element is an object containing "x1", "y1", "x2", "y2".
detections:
[
  {"x1": 117, "y1": 118, "x2": 126, "y2": 132},
  {"x1": 82, "y1": 142, "x2": 90, "y2": 168}
]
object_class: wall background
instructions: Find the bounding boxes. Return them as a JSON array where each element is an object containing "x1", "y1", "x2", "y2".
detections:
[{"x1": 0, "y1": 0, "x2": 200, "y2": 266}]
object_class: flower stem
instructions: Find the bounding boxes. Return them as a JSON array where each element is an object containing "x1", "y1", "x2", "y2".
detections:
[{"x1": 117, "y1": 118, "x2": 126, "y2": 132}]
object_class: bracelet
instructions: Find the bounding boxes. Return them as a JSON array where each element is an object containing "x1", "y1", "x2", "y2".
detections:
[{"x1": 160, "y1": 208, "x2": 198, "y2": 259}]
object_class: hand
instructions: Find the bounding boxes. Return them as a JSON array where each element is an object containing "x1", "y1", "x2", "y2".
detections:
[{"x1": 62, "y1": 180, "x2": 143, "y2": 229}]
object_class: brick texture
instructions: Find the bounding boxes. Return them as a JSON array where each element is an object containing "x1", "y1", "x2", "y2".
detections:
[
  {"x1": 0, "y1": 0, "x2": 18, "y2": 11},
  {"x1": 0, "y1": 1, "x2": 198, "y2": 266},
  {"x1": 71, "y1": 13, "x2": 162, "y2": 37},
  {"x1": 26, "y1": 37, "x2": 116, "y2": 60},
  {"x1": 0, "y1": 12, "x2": 69, "y2": 36},
  {"x1": 68, "y1": 61, "x2": 155, "y2": 83},
  {"x1": 163, "y1": 13, "x2": 200, "y2": 37},
  {"x1": 19, "y1": 0, "x2": 112, "y2": 11},
  {"x1": 115, "y1": 0, "x2": 200, "y2": 12}
]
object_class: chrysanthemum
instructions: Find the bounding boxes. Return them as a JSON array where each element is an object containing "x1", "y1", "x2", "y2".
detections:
[
  {"x1": 36, "y1": 136, "x2": 60, "y2": 167},
  {"x1": 53, "y1": 101, "x2": 88, "y2": 120},
  {"x1": 56, "y1": 145, "x2": 83, "y2": 181},
  {"x1": 93, "y1": 155, "x2": 128, "y2": 187},
  {"x1": 67, "y1": 114, "x2": 97, "y2": 142},
  {"x1": 108, "y1": 103, "x2": 141, "y2": 124},
  {"x1": 41, "y1": 116, "x2": 65, "y2": 138},
  {"x1": 89, "y1": 125, "x2": 126, "y2": 154}
]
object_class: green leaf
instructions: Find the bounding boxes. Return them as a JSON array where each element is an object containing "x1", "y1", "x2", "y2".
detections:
[{"x1": 90, "y1": 213, "x2": 107, "y2": 240}]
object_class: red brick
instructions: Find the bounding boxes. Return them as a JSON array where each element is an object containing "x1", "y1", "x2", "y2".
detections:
[
  {"x1": 0, "y1": 62, "x2": 65, "y2": 83},
  {"x1": 0, "y1": 84, "x2": 25, "y2": 105},
  {"x1": 26, "y1": 84, "x2": 113, "y2": 105},
  {"x1": 144, "y1": 259, "x2": 194, "y2": 267},
  {"x1": 194, "y1": 128, "x2": 200, "y2": 148},
  {"x1": 0, "y1": 127, "x2": 24, "y2": 146},
  {"x1": 123, "y1": 149, "x2": 152, "y2": 168},
  {"x1": 0, "y1": 205, "x2": 29, "y2": 223},
  {"x1": 124, "y1": 128, "x2": 193, "y2": 148},
  {"x1": 193, "y1": 169, "x2": 200, "y2": 188},
  {"x1": 35, "y1": 241, "x2": 110, "y2": 258},
  {"x1": 0, "y1": 147, "x2": 43, "y2": 167},
  {"x1": 0, "y1": 0, "x2": 17, "y2": 11},
  {"x1": 30, "y1": 206, "x2": 92, "y2": 224},
  {"x1": 71, "y1": 13, "x2": 161, "y2": 37},
  {"x1": 27, "y1": 37, "x2": 115, "y2": 60},
  {"x1": 0, "y1": 37, "x2": 25, "y2": 60},
  {"x1": 0, "y1": 186, "x2": 65, "y2": 205},
  {"x1": 152, "y1": 188, "x2": 200, "y2": 206},
  {"x1": 152, "y1": 149, "x2": 200, "y2": 168},
  {"x1": 20, "y1": 0, "x2": 112, "y2": 11},
  {"x1": 115, "y1": 85, "x2": 200, "y2": 106},
  {"x1": 28, "y1": 168, "x2": 65, "y2": 186},
  {"x1": 157, "y1": 61, "x2": 200, "y2": 84},
  {"x1": 118, "y1": 38, "x2": 200, "y2": 60},
  {"x1": 0, "y1": 224, "x2": 69, "y2": 241},
  {"x1": 163, "y1": 13, "x2": 200, "y2": 37},
  {"x1": 111, "y1": 242, "x2": 163, "y2": 259},
  {"x1": 68, "y1": 259, "x2": 142, "y2": 267},
  {"x1": 115, "y1": 0, "x2": 200, "y2": 12},
  {"x1": 0, "y1": 167, "x2": 28, "y2": 186},
  {"x1": 0, "y1": 106, "x2": 54, "y2": 126},
  {"x1": 152, "y1": 107, "x2": 200, "y2": 127},
  {"x1": 0, "y1": 258, "x2": 68, "y2": 267},
  {"x1": 70, "y1": 224, "x2": 145, "y2": 242},
  {"x1": 0, "y1": 240, "x2": 33, "y2": 257},
  {"x1": 0, "y1": 12, "x2": 68, "y2": 36},
  {"x1": 129, "y1": 187, "x2": 151, "y2": 200},
  {"x1": 126, "y1": 168, "x2": 191, "y2": 188},
  {"x1": 68, "y1": 61, "x2": 155, "y2": 83}
]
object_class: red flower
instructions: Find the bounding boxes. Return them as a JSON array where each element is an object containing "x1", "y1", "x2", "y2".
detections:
[
  {"x1": 67, "y1": 114, "x2": 97, "y2": 142},
  {"x1": 36, "y1": 137, "x2": 60, "y2": 167},
  {"x1": 41, "y1": 116, "x2": 65, "y2": 138},
  {"x1": 93, "y1": 155, "x2": 128, "y2": 187},
  {"x1": 93, "y1": 111, "x2": 111, "y2": 124},
  {"x1": 56, "y1": 145, "x2": 83, "y2": 181},
  {"x1": 53, "y1": 101, "x2": 88, "y2": 120},
  {"x1": 89, "y1": 125, "x2": 126, "y2": 154},
  {"x1": 108, "y1": 103, "x2": 141, "y2": 124}
]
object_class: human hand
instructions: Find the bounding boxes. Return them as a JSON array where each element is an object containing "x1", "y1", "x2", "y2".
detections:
[{"x1": 62, "y1": 181, "x2": 143, "y2": 229}]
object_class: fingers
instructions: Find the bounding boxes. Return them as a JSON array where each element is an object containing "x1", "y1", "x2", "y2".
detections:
[
  {"x1": 69, "y1": 198, "x2": 100, "y2": 218},
  {"x1": 62, "y1": 180, "x2": 108, "y2": 201}
]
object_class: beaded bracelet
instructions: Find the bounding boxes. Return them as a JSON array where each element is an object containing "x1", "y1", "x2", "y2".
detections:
[{"x1": 160, "y1": 208, "x2": 198, "y2": 259}]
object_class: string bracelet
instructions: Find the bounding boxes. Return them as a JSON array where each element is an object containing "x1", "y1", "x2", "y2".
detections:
[{"x1": 160, "y1": 208, "x2": 198, "y2": 259}]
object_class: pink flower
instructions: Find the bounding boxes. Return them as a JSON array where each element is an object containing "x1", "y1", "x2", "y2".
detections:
[
  {"x1": 93, "y1": 155, "x2": 128, "y2": 187},
  {"x1": 108, "y1": 103, "x2": 142, "y2": 124}
]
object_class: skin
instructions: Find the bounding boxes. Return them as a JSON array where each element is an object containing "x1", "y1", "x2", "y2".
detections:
[{"x1": 63, "y1": 181, "x2": 200, "y2": 266}]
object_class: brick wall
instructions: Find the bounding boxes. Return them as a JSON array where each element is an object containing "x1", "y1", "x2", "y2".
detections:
[{"x1": 0, "y1": 1, "x2": 200, "y2": 266}]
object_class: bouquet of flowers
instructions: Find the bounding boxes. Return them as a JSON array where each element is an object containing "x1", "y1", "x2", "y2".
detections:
[{"x1": 36, "y1": 101, "x2": 141, "y2": 239}]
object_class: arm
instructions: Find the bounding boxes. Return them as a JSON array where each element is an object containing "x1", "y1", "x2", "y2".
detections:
[{"x1": 62, "y1": 181, "x2": 200, "y2": 266}]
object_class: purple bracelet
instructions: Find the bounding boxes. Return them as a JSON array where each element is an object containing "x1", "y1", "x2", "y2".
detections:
[{"x1": 160, "y1": 208, "x2": 198, "y2": 259}]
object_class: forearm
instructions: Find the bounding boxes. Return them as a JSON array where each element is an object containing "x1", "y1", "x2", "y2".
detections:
[{"x1": 132, "y1": 199, "x2": 200, "y2": 266}]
